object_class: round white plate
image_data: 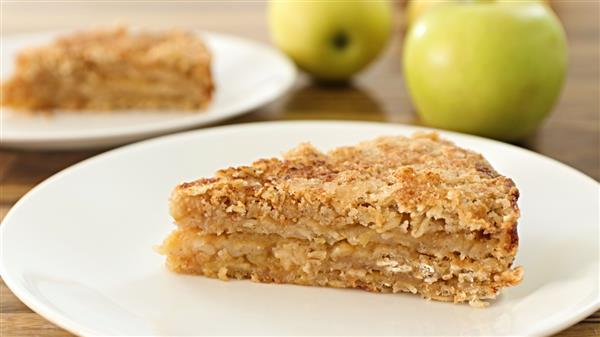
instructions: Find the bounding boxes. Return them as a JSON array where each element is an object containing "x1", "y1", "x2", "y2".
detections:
[
  {"x1": 0, "y1": 31, "x2": 296, "y2": 150},
  {"x1": 1, "y1": 121, "x2": 598, "y2": 336}
]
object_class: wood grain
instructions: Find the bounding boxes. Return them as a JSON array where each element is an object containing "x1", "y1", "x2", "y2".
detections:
[{"x1": 0, "y1": 2, "x2": 598, "y2": 336}]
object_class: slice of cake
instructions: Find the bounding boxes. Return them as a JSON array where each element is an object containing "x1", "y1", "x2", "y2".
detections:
[
  {"x1": 2, "y1": 26, "x2": 213, "y2": 112},
  {"x1": 160, "y1": 133, "x2": 522, "y2": 306}
]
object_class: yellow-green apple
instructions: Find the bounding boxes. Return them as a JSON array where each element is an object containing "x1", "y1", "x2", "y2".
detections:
[
  {"x1": 405, "y1": 0, "x2": 550, "y2": 28},
  {"x1": 403, "y1": 1, "x2": 567, "y2": 140},
  {"x1": 406, "y1": 0, "x2": 445, "y2": 27},
  {"x1": 268, "y1": 1, "x2": 392, "y2": 81}
]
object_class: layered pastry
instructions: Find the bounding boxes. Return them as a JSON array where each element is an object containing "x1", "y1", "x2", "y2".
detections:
[
  {"x1": 160, "y1": 133, "x2": 522, "y2": 306},
  {"x1": 2, "y1": 26, "x2": 213, "y2": 112}
]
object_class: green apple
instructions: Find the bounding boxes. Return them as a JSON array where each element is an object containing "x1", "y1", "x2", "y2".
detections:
[
  {"x1": 403, "y1": 1, "x2": 567, "y2": 141},
  {"x1": 406, "y1": 0, "x2": 445, "y2": 27},
  {"x1": 268, "y1": 1, "x2": 392, "y2": 82},
  {"x1": 405, "y1": 0, "x2": 550, "y2": 28}
]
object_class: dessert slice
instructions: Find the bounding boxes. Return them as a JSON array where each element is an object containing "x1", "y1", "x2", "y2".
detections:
[
  {"x1": 2, "y1": 26, "x2": 213, "y2": 112},
  {"x1": 160, "y1": 133, "x2": 522, "y2": 306}
]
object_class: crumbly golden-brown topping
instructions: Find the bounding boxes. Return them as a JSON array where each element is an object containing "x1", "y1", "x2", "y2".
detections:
[
  {"x1": 174, "y1": 133, "x2": 520, "y2": 237},
  {"x1": 15, "y1": 26, "x2": 211, "y2": 72}
]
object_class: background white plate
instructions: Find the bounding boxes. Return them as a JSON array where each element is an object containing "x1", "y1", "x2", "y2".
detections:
[
  {"x1": 1, "y1": 121, "x2": 598, "y2": 336},
  {"x1": 0, "y1": 31, "x2": 296, "y2": 150}
]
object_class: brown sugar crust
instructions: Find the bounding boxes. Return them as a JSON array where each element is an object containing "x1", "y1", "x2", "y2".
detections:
[{"x1": 171, "y1": 133, "x2": 519, "y2": 243}]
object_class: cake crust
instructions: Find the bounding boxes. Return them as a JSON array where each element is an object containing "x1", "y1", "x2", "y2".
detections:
[{"x1": 172, "y1": 132, "x2": 519, "y2": 241}]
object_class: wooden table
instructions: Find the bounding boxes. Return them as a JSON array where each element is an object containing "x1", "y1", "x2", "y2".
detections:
[{"x1": 1, "y1": 2, "x2": 598, "y2": 336}]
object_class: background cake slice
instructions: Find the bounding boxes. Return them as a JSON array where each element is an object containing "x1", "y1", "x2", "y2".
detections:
[
  {"x1": 2, "y1": 26, "x2": 213, "y2": 112},
  {"x1": 161, "y1": 133, "x2": 522, "y2": 306}
]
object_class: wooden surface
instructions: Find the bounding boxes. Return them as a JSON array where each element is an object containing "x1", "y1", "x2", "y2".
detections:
[{"x1": 1, "y1": 2, "x2": 598, "y2": 336}]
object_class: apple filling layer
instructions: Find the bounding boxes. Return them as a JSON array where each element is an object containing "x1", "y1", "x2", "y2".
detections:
[
  {"x1": 174, "y1": 214, "x2": 514, "y2": 261},
  {"x1": 160, "y1": 229, "x2": 522, "y2": 306}
]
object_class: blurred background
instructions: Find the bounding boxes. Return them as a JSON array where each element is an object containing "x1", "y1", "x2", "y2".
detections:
[
  {"x1": 5, "y1": 1, "x2": 597, "y2": 176},
  {"x1": 2, "y1": 1, "x2": 598, "y2": 178}
]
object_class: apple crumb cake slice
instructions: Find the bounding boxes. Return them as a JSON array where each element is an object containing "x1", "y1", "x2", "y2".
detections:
[
  {"x1": 2, "y1": 26, "x2": 213, "y2": 112},
  {"x1": 160, "y1": 132, "x2": 522, "y2": 306}
]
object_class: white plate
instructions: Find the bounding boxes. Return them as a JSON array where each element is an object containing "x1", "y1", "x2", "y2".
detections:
[
  {"x1": 0, "y1": 31, "x2": 296, "y2": 150},
  {"x1": 1, "y1": 121, "x2": 598, "y2": 336}
]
